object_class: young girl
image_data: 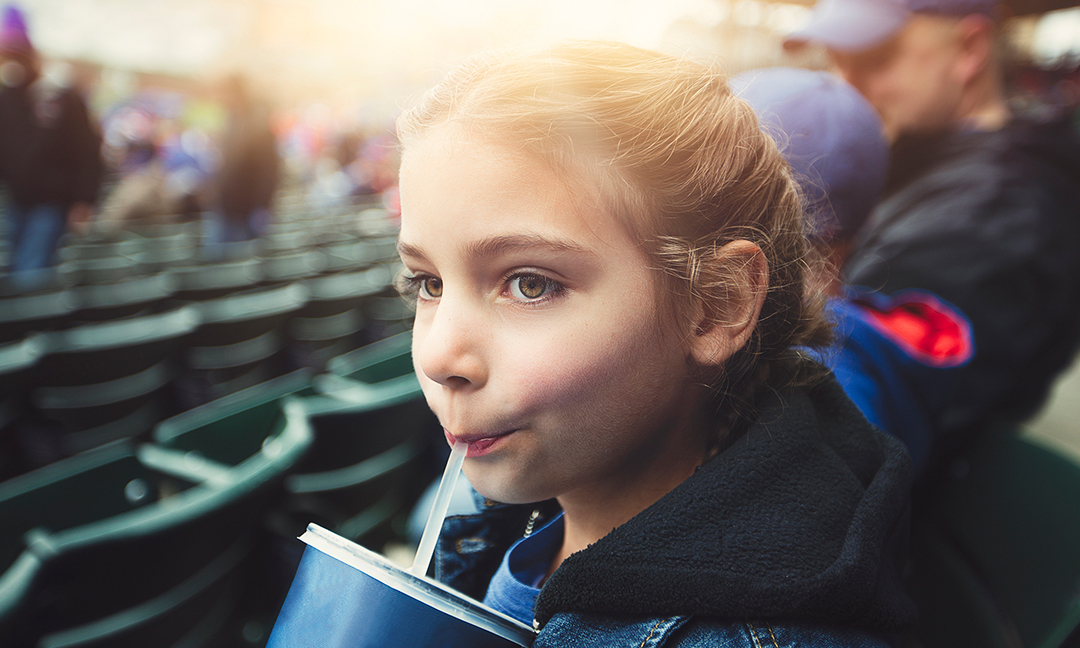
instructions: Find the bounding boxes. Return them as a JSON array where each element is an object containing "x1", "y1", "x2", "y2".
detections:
[{"x1": 395, "y1": 41, "x2": 915, "y2": 647}]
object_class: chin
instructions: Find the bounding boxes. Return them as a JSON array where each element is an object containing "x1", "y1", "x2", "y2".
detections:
[{"x1": 467, "y1": 470, "x2": 550, "y2": 506}]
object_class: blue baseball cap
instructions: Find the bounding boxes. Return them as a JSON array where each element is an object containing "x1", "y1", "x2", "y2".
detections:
[
  {"x1": 784, "y1": 0, "x2": 997, "y2": 52},
  {"x1": 731, "y1": 67, "x2": 889, "y2": 242}
]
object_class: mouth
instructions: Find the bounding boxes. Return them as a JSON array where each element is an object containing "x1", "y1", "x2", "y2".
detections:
[{"x1": 444, "y1": 428, "x2": 518, "y2": 458}]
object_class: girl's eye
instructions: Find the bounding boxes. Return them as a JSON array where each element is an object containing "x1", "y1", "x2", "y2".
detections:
[
  {"x1": 508, "y1": 274, "x2": 561, "y2": 301},
  {"x1": 420, "y1": 277, "x2": 443, "y2": 299},
  {"x1": 395, "y1": 272, "x2": 442, "y2": 302}
]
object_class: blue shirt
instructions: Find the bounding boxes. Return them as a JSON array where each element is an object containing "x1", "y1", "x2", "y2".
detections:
[{"x1": 482, "y1": 512, "x2": 564, "y2": 625}]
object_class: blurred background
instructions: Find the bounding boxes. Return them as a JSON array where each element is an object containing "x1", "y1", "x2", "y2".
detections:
[
  {"x1": 5, "y1": 0, "x2": 1079, "y2": 228},
  {"x1": 1, "y1": 0, "x2": 1076, "y2": 236},
  {"x1": 13, "y1": 0, "x2": 1080, "y2": 109}
]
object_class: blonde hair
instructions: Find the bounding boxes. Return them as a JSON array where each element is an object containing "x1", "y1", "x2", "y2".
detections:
[{"x1": 397, "y1": 40, "x2": 832, "y2": 441}]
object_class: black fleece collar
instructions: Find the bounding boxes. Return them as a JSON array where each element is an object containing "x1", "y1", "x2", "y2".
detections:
[{"x1": 533, "y1": 372, "x2": 916, "y2": 632}]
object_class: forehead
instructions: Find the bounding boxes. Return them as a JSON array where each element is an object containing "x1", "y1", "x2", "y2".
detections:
[
  {"x1": 832, "y1": 15, "x2": 955, "y2": 68},
  {"x1": 397, "y1": 128, "x2": 640, "y2": 262}
]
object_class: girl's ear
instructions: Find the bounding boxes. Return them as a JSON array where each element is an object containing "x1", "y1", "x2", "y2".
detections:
[{"x1": 688, "y1": 240, "x2": 768, "y2": 367}]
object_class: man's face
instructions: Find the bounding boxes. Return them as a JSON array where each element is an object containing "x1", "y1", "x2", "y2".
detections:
[{"x1": 830, "y1": 15, "x2": 965, "y2": 141}]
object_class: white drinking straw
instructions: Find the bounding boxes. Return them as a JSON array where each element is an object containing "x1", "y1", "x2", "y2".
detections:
[{"x1": 410, "y1": 439, "x2": 467, "y2": 577}]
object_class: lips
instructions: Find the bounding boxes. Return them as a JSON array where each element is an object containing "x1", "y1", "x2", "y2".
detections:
[{"x1": 444, "y1": 428, "x2": 517, "y2": 457}]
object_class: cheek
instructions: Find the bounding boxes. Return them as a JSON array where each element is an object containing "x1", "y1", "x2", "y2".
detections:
[
  {"x1": 867, "y1": 65, "x2": 906, "y2": 106},
  {"x1": 864, "y1": 70, "x2": 918, "y2": 135},
  {"x1": 501, "y1": 336, "x2": 607, "y2": 409},
  {"x1": 499, "y1": 312, "x2": 669, "y2": 416}
]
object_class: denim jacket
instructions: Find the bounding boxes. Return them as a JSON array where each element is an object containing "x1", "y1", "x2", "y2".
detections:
[
  {"x1": 536, "y1": 614, "x2": 891, "y2": 647},
  {"x1": 434, "y1": 370, "x2": 915, "y2": 647},
  {"x1": 438, "y1": 509, "x2": 895, "y2": 647}
]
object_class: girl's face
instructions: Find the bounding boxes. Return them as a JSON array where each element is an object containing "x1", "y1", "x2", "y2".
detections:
[{"x1": 397, "y1": 128, "x2": 710, "y2": 508}]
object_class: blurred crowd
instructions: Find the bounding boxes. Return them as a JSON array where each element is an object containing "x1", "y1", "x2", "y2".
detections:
[
  {"x1": 91, "y1": 81, "x2": 401, "y2": 236},
  {"x1": 0, "y1": 2, "x2": 401, "y2": 290}
]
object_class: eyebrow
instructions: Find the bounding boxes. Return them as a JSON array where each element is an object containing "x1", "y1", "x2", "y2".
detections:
[{"x1": 397, "y1": 234, "x2": 596, "y2": 262}]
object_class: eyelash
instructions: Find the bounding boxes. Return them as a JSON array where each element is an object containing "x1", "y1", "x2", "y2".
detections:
[
  {"x1": 395, "y1": 270, "x2": 566, "y2": 305},
  {"x1": 394, "y1": 271, "x2": 430, "y2": 302}
]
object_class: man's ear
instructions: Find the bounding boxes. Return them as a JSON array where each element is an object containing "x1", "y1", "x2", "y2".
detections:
[
  {"x1": 688, "y1": 240, "x2": 768, "y2": 367},
  {"x1": 954, "y1": 14, "x2": 995, "y2": 85}
]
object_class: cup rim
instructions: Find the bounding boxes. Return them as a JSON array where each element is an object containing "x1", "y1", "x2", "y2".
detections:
[{"x1": 301, "y1": 524, "x2": 536, "y2": 645}]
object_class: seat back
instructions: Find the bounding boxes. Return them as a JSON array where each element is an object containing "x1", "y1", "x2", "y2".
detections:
[
  {"x1": 58, "y1": 256, "x2": 140, "y2": 288},
  {"x1": 908, "y1": 429, "x2": 1080, "y2": 648},
  {"x1": 283, "y1": 332, "x2": 440, "y2": 550},
  {"x1": 175, "y1": 284, "x2": 308, "y2": 408},
  {"x1": 25, "y1": 307, "x2": 200, "y2": 456},
  {"x1": 58, "y1": 236, "x2": 142, "y2": 264},
  {"x1": 70, "y1": 272, "x2": 176, "y2": 323},
  {"x1": 127, "y1": 222, "x2": 199, "y2": 273},
  {"x1": 0, "y1": 336, "x2": 43, "y2": 478},
  {"x1": 325, "y1": 330, "x2": 415, "y2": 385},
  {"x1": 153, "y1": 369, "x2": 314, "y2": 467},
  {"x1": 260, "y1": 250, "x2": 324, "y2": 286},
  {"x1": 188, "y1": 283, "x2": 308, "y2": 349},
  {"x1": 170, "y1": 257, "x2": 263, "y2": 302},
  {"x1": 0, "y1": 392, "x2": 314, "y2": 648},
  {"x1": 152, "y1": 385, "x2": 318, "y2": 645},
  {"x1": 285, "y1": 266, "x2": 390, "y2": 370},
  {"x1": 0, "y1": 441, "x2": 202, "y2": 643},
  {"x1": 0, "y1": 288, "x2": 76, "y2": 345},
  {"x1": 34, "y1": 307, "x2": 199, "y2": 388}
]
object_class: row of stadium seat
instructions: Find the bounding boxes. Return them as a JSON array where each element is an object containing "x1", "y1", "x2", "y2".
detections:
[
  {"x1": 0, "y1": 264, "x2": 414, "y2": 478},
  {"x1": 0, "y1": 332, "x2": 442, "y2": 648}
]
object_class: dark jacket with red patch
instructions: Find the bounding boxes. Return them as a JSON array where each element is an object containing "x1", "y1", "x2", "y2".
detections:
[{"x1": 843, "y1": 117, "x2": 1080, "y2": 470}]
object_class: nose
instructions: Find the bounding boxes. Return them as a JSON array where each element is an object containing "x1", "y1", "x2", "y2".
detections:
[{"x1": 412, "y1": 295, "x2": 488, "y2": 391}]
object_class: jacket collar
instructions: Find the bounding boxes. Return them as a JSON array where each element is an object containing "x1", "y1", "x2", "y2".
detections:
[{"x1": 533, "y1": 371, "x2": 916, "y2": 632}]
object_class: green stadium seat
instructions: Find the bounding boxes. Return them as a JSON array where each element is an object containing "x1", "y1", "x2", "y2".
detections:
[
  {"x1": 0, "y1": 430, "x2": 256, "y2": 646},
  {"x1": 170, "y1": 257, "x2": 263, "y2": 303},
  {"x1": 176, "y1": 283, "x2": 308, "y2": 408},
  {"x1": 70, "y1": 271, "x2": 176, "y2": 323},
  {"x1": 907, "y1": 427, "x2": 1080, "y2": 648},
  {"x1": 57, "y1": 256, "x2": 139, "y2": 287},
  {"x1": 325, "y1": 329, "x2": 415, "y2": 385},
  {"x1": 0, "y1": 384, "x2": 314, "y2": 648},
  {"x1": 0, "y1": 336, "x2": 43, "y2": 478},
  {"x1": 23, "y1": 306, "x2": 198, "y2": 457},
  {"x1": 34, "y1": 306, "x2": 198, "y2": 389},
  {"x1": 280, "y1": 331, "x2": 440, "y2": 552},
  {"x1": 260, "y1": 250, "x2": 324, "y2": 286},
  {"x1": 0, "y1": 287, "x2": 76, "y2": 345},
  {"x1": 285, "y1": 265, "x2": 390, "y2": 371},
  {"x1": 57, "y1": 235, "x2": 142, "y2": 263},
  {"x1": 317, "y1": 238, "x2": 379, "y2": 274},
  {"x1": 28, "y1": 307, "x2": 200, "y2": 457},
  {"x1": 152, "y1": 369, "x2": 315, "y2": 467},
  {"x1": 151, "y1": 370, "x2": 317, "y2": 645}
]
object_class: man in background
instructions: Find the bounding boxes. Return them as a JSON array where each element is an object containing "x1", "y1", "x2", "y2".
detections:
[
  {"x1": 734, "y1": 67, "x2": 974, "y2": 475},
  {"x1": 0, "y1": 4, "x2": 102, "y2": 287},
  {"x1": 786, "y1": 0, "x2": 1080, "y2": 472},
  {"x1": 207, "y1": 73, "x2": 279, "y2": 255}
]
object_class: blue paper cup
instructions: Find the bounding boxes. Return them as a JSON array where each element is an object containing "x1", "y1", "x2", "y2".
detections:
[{"x1": 267, "y1": 524, "x2": 535, "y2": 648}]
